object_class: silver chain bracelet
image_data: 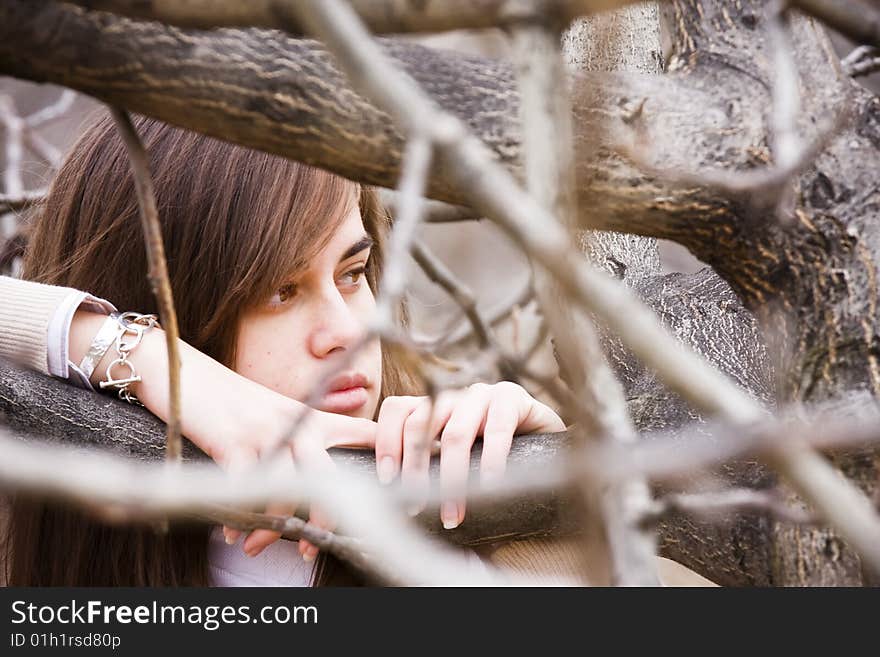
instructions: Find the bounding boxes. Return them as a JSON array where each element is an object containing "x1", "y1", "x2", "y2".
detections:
[{"x1": 98, "y1": 312, "x2": 160, "y2": 406}]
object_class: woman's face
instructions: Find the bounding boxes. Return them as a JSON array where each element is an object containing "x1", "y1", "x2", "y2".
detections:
[{"x1": 234, "y1": 203, "x2": 383, "y2": 420}]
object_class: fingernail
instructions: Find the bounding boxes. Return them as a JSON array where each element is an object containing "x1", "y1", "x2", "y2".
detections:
[
  {"x1": 243, "y1": 539, "x2": 260, "y2": 558},
  {"x1": 377, "y1": 456, "x2": 396, "y2": 485},
  {"x1": 303, "y1": 546, "x2": 318, "y2": 563},
  {"x1": 223, "y1": 529, "x2": 237, "y2": 545},
  {"x1": 441, "y1": 501, "x2": 460, "y2": 529}
]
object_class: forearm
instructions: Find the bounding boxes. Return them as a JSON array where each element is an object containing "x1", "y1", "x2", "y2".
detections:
[{"x1": 68, "y1": 309, "x2": 297, "y2": 460}]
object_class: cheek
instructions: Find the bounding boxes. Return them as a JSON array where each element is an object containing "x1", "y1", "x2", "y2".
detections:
[
  {"x1": 354, "y1": 286, "x2": 383, "y2": 416},
  {"x1": 234, "y1": 312, "x2": 310, "y2": 397},
  {"x1": 356, "y1": 281, "x2": 377, "y2": 314}
]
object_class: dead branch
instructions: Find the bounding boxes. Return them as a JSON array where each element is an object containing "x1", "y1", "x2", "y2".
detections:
[
  {"x1": 0, "y1": 189, "x2": 44, "y2": 214},
  {"x1": 110, "y1": 108, "x2": 183, "y2": 461},
  {"x1": 412, "y1": 241, "x2": 494, "y2": 351},
  {"x1": 193, "y1": 506, "x2": 373, "y2": 574},
  {"x1": 379, "y1": 189, "x2": 479, "y2": 224},
  {"x1": 645, "y1": 489, "x2": 820, "y2": 527},
  {"x1": 508, "y1": 18, "x2": 658, "y2": 586},
  {"x1": 842, "y1": 45, "x2": 880, "y2": 77},
  {"x1": 0, "y1": 95, "x2": 24, "y2": 199}
]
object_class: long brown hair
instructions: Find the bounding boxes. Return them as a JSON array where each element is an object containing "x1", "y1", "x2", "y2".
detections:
[{"x1": 6, "y1": 113, "x2": 419, "y2": 586}]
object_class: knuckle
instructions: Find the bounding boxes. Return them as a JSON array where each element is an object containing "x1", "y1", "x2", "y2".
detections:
[
  {"x1": 385, "y1": 395, "x2": 417, "y2": 408},
  {"x1": 441, "y1": 425, "x2": 470, "y2": 448},
  {"x1": 403, "y1": 407, "x2": 431, "y2": 435},
  {"x1": 495, "y1": 380, "x2": 524, "y2": 396}
]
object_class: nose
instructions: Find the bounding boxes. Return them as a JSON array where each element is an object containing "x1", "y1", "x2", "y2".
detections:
[{"x1": 307, "y1": 285, "x2": 365, "y2": 359}]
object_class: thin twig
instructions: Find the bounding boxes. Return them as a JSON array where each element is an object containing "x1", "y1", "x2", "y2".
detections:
[
  {"x1": 374, "y1": 135, "x2": 433, "y2": 329},
  {"x1": 841, "y1": 45, "x2": 880, "y2": 78},
  {"x1": 109, "y1": 108, "x2": 183, "y2": 462},
  {"x1": 379, "y1": 189, "x2": 479, "y2": 224},
  {"x1": 411, "y1": 239, "x2": 584, "y2": 418},
  {"x1": 24, "y1": 130, "x2": 62, "y2": 168},
  {"x1": 767, "y1": 2, "x2": 800, "y2": 222},
  {"x1": 412, "y1": 240, "x2": 493, "y2": 350},
  {"x1": 0, "y1": 95, "x2": 24, "y2": 199},
  {"x1": 0, "y1": 189, "x2": 45, "y2": 214},
  {"x1": 443, "y1": 280, "x2": 535, "y2": 348},
  {"x1": 769, "y1": 3, "x2": 801, "y2": 173},
  {"x1": 24, "y1": 89, "x2": 76, "y2": 128},
  {"x1": 194, "y1": 506, "x2": 373, "y2": 573},
  {"x1": 643, "y1": 488, "x2": 820, "y2": 527}
]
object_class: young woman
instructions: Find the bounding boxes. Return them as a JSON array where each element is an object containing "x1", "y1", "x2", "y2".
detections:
[{"x1": 1, "y1": 112, "x2": 566, "y2": 586}]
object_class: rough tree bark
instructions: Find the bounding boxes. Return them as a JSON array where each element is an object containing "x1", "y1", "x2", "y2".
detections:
[{"x1": 1, "y1": 0, "x2": 878, "y2": 585}]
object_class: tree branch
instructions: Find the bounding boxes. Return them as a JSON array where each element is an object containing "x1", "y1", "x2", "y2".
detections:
[
  {"x1": 0, "y1": 0, "x2": 733, "y2": 245},
  {"x1": 110, "y1": 108, "x2": 183, "y2": 461},
  {"x1": 790, "y1": 0, "x2": 880, "y2": 48},
  {"x1": 0, "y1": 189, "x2": 44, "y2": 214},
  {"x1": 61, "y1": 0, "x2": 640, "y2": 35}
]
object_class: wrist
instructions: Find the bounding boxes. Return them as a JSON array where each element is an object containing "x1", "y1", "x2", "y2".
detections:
[{"x1": 69, "y1": 310, "x2": 118, "y2": 388}]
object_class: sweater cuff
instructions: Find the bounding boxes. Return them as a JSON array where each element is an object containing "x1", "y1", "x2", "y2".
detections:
[
  {"x1": 0, "y1": 276, "x2": 74, "y2": 376},
  {"x1": 0, "y1": 275, "x2": 116, "y2": 380}
]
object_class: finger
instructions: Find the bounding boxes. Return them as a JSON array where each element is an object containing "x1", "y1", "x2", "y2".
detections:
[
  {"x1": 374, "y1": 396, "x2": 419, "y2": 485},
  {"x1": 399, "y1": 398, "x2": 437, "y2": 516},
  {"x1": 439, "y1": 383, "x2": 493, "y2": 529},
  {"x1": 242, "y1": 450, "x2": 299, "y2": 558},
  {"x1": 218, "y1": 443, "x2": 260, "y2": 546},
  {"x1": 397, "y1": 391, "x2": 461, "y2": 514},
  {"x1": 479, "y1": 383, "x2": 529, "y2": 489},
  {"x1": 316, "y1": 410, "x2": 377, "y2": 450},
  {"x1": 292, "y1": 436, "x2": 337, "y2": 563},
  {"x1": 425, "y1": 389, "x2": 465, "y2": 452},
  {"x1": 517, "y1": 397, "x2": 567, "y2": 435}
]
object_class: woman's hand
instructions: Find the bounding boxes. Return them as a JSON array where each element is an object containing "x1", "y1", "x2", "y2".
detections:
[
  {"x1": 69, "y1": 310, "x2": 376, "y2": 560},
  {"x1": 373, "y1": 381, "x2": 564, "y2": 529},
  {"x1": 201, "y1": 391, "x2": 374, "y2": 561}
]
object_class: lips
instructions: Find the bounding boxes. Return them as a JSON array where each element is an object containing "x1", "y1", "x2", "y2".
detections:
[{"x1": 318, "y1": 372, "x2": 370, "y2": 414}]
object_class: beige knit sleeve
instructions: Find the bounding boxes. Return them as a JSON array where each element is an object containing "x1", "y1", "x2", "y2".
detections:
[
  {"x1": 480, "y1": 537, "x2": 718, "y2": 586},
  {"x1": 0, "y1": 275, "x2": 78, "y2": 376}
]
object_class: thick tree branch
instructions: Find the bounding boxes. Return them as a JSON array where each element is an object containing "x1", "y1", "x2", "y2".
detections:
[
  {"x1": 790, "y1": 0, "x2": 880, "y2": 48},
  {"x1": 0, "y1": 0, "x2": 732, "y2": 245},
  {"x1": 61, "y1": 0, "x2": 640, "y2": 35}
]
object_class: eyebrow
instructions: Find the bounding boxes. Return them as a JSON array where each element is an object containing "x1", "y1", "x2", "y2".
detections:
[{"x1": 340, "y1": 234, "x2": 374, "y2": 262}]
